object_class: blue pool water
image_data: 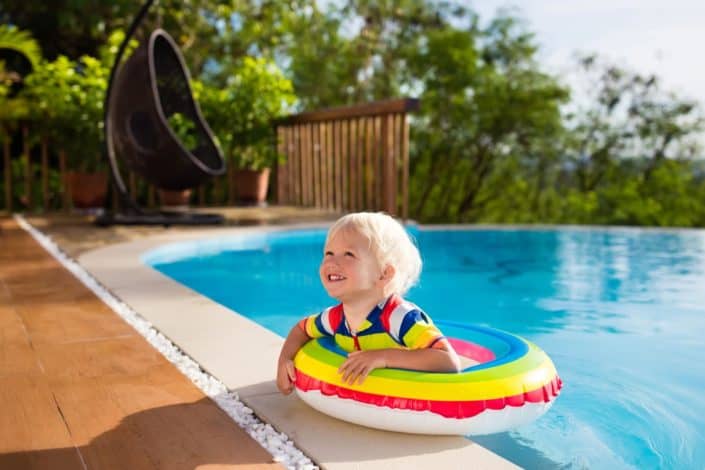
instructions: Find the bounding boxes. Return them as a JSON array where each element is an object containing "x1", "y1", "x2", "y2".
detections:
[{"x1": 146, "y1": 227, "x2": 705, "y2": 469}]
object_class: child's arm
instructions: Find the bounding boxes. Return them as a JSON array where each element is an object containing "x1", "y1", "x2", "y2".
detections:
[
  {"x1": 338, "y1": 340, "x2": 461, "y2": 386},
  {"x1": 276, "y1": 324, "x2": 311, "y2": 395}
]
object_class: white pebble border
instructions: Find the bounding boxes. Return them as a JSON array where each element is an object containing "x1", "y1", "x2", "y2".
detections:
[{"x1": 14, "y1": 214, "x2": 317, "y2": 470}]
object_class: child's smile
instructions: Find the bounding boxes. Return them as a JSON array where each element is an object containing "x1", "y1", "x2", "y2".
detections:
[{"x1": 319, "y1": 229, "x2": 383, "y2": 303}]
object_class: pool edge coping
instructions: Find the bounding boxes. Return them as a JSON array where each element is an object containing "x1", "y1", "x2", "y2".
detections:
[{"x1": 71, "y1": 222, "x2": 518, "y2": 470}]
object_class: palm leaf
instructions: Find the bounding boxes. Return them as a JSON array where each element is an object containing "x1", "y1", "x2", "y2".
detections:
[{"x1": 0, "y1": 25, "x2": 42, "y2": 72}]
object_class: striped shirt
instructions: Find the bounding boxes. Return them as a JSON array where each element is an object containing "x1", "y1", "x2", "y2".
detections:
[{"x1": 298, "y1": 294, "x2": 446, "y2": 353}]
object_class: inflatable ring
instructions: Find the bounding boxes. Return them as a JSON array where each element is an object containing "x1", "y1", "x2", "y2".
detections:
[{"x1": 294, "y1": 324, "x2": 562, "y2": 435}]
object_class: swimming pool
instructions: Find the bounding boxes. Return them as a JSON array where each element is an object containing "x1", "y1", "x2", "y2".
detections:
[{"x1": 145, "y1": 227, "x2": 705, "y2": 469}]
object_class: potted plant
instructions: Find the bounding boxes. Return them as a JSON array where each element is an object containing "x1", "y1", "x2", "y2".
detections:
[
  {"x1": 194, "y1": 57, "x2": 296, "y2": 205},
  {"x1": 0, "y1": 25, "x2": 41, "y2": 211},
  {"x1": 22, "y1": 31, "x2": 134, "y2": 210},
  {"x1": 159, "y1": 111, "x2": 198, "y2": 208},
  {"x1": 23, "y1": 53, "x2": 109, "y2": 209}
]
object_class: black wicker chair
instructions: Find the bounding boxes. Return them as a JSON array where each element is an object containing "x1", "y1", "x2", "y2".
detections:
[{"x1": 96, "y1": 0, "x2": 226, "y2": 226}]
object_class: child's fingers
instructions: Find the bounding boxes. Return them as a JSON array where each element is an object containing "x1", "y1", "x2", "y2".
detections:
[
  {"x1": 357, "y1": 367, "x2": 370, "y2": 384},
  {"x1": 277, "y1": 375, "x2": 293, "y2": 395},
  {"x1": 286, "y1": 361, "x2": 297, "y2": 382},
  {"x1": 339, "y1": 357, "x2": 366, "y2": 385}
]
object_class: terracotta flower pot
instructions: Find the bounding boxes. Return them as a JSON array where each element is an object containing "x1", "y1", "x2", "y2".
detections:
[
  {"x1": 65, "y1": 172, "x2": 108, "y2": 209},
  {"x1": 158, "y1": 188, "x2": 192, "y2": 210},
  {"x1": 233, "y1": 168, "x2": 270, "y2": 205}
]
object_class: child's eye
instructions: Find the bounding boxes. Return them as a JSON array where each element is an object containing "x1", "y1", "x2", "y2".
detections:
[
  {"x1": 324, "y1": 251, "x2": 333, "y2": 257},
  {"x1": 344, "y1": 251, "x2": 355, "y2": 257}
]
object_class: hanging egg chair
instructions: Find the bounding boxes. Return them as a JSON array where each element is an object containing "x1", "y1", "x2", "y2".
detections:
[
  {"x1": 108, "y1": 29, "x2": 224, "y2": 191},
  {"x1": 96, "y1": 0, "x2": 226, "y2": 225}
]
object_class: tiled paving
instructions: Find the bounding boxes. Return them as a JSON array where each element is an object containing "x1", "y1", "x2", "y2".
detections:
[{"x1": 0, "y1": 217, "x2": 283, "y2": 470}]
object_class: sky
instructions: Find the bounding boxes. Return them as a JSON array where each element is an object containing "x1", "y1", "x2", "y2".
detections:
[{"x1": 470, "y1": 0, "x2": 705, "y2": 106}]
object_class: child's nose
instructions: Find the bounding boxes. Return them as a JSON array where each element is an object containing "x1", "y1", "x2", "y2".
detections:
[{"x1": 326, "y1": 254, "x2": 343, "y2": 265}]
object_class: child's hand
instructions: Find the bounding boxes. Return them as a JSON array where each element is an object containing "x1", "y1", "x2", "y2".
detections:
[
  {"x1": 277, "y1": 359, "x2": 297, "y2": 395},
  {"x1": 338, "y1": 350, "x2": 387, "y2": 385}
]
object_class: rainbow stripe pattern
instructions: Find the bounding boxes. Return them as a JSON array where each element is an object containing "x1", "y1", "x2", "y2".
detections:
[{"x1": 294, "y1": 324, "x2": 562, "y2": 435}]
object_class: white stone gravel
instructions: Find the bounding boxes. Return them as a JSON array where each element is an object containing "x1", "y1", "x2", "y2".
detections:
[{"x1": 15, "y1": 214, "x2": 317, "y2": 470}]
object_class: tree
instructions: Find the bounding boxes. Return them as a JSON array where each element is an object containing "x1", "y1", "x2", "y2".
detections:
[
  {"x1": 407, "y1": 13, "x2": 568, "y2": 222},
  {"x1": 0, "y1": 1, "x2": 136, "y2": 59},
  {"x1": 193, "y1": 57, "x2": 296, "y2": 170}
]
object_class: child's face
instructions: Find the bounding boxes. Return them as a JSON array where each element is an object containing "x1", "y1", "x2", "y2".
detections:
[{"x1": 319, "y1": 228, "x2": 386, "y2": 303}]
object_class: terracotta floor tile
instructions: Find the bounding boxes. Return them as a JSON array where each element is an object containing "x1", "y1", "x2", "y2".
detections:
[
  {"x1": 0, "y1": 375, "x2": 77, "y2": 453},
  {"x1": 15, "y1": 301, "x2": 137, "y2": 346},
  {"x1": 0, "y1": 218, "x2": 284, "y2": 469},
  {"x1": 34, "y1": 336, "x2": 182, "y2": 384}
]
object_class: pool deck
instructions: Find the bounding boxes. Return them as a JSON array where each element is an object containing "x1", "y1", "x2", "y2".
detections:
[
  {"x1": 0, "y1": 216, "x2": 282, "y2": 469},
  {"x1": 2, "y1": 208, "x2": 518, "y2": 469}
]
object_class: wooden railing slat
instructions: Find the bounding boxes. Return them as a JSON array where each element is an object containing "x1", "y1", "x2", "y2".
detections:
[
  {"x1": 374, "y1": 116, "x2": 382, "y2": 211},
  {"x1": 273, "y1": 98, "x2": 415, "y2": 216},
  {"x1": 306, "y1": 125, "x2": 312, "y2": 207},
  {"x1": 341, "y1": 119, "x2": 349, "y2": 210},
  {"x1": 3, "y1": 138, "x2": 11, "y2": 212},
  {"x1": 276, "y1": 127, "x2": 285, "y2": 204},
  {"x1": 349, "y1": 118, "x2": 358, "y2": 212},
  {"x1": 332, "y1": 121, "x2": 340, "y2": 210},
  {"x1": 356, "y1": 117, "x2": 364, "y2": 211},
  {"x1": 327, "y1": 121, "x2": 332, "y2": 209},
  {"x1": 41, "y1": 136, "x2": 49, "y2": 211},
  {"x1": 292, "y1": 125, "x2": 300, "y2": 204},
  {"x1": 276, "y1": 98, "x2": 419, "y2": 125},
  {"x1": 300, "y1": 124, "x2": 308, "y2": 206},
  {"x1": 364, "y1": 117, "x2": 373, "y2": 211},
  {"x1": 313, "y1": 123, "x2": 321, "y2": 208},
  {"x1": 59, "y1": 150, "x2": 68, "y2": 212},
  {"x1": 23, "y1": 126, "x2": 31, "y2": 209},
  {"x1": 401, "y1": 114, "x2": 409, "y2": 220}
]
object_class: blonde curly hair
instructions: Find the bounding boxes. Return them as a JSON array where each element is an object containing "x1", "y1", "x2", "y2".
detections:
[{"x1": 326, "y1": 212, "x2": 422, "y2": 295}]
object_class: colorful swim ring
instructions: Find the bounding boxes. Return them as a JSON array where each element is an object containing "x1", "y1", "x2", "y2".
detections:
[{"x1": 294, "y1": 324, "x2": 562, "y2": 435}]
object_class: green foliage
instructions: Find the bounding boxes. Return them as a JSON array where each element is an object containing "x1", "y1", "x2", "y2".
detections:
[
  {"x1": 18, "y1": 30, "x2": 131, "y2": 171},
  {"x1": 167, "y1": 112, "x2": 199, "y2": 152},
  {"x1": 3, "y1": 1, "x2": 705, "y2": 225},
  {"x1": 22, "y1": 53, "x2": 108, "y2": 171},
  {"x1": 6, "y1": 154, "x2": 62, "y2": 210},
  {"x1": 0, "y1": 25, "x2": 39, "y2": 146},
  {"x1": 193, "y1": 57, "x2": 296, "y2": 170},
  {"x1": 407, "y1": 12, "x2": 569, "y2": 222},
  {"x1": 0, "y1": 24, "x2": 42, "y2": 70},
  {"x1": 0, "y1": 0, "x2": 138, "y2": 59}
]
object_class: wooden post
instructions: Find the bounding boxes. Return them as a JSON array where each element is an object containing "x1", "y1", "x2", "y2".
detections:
[
  {"x1": 129, "y1": 171, "x2": 137, "y2": 202},
  {"x1": 213, "y1": 176, "x2": 221, "y2": 206},
  {"x1": 227, "y1": 160, "x2": 235, "y2": 205},
  {"x1": 148, "y1": 185, "x2": 155, "y2": 208},
  {"x1": 23, "y1": 125, "x2": 31, "y2": 210},
  {"x1": 276, "y1": 128, "x2": 286, "y2": 205},
  {"x1": 364, "y1": 118, "x2": 374, "y2": 210},
  {"x1": 41, "y1": 135, "x2": 49, "y2": 211},
  {"x1": 59, "y1": 150, "x2": 69, "y2": 212},
  {"x1": 341, "y1": 119, "x2": 349, "y2": 211},
  {"x1": 301, "y1": 123, "x2": 310, "y2": 206},
  {"x1": 325, "y1": 122, "x2": 334, "y2": 210},
  {"x1": 3, "y1": 136, "x2": 11, "y2": 212},
  {"x1": 401, "y1": 114, "x2": 409, "y2": 220}
]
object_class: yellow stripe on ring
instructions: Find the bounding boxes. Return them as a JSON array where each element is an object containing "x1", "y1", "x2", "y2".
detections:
[{"x1": 295, "y1": 347, "x2": 558, "y2": 401}]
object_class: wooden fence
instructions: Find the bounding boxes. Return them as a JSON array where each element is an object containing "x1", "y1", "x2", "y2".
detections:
[
  {"x1": 1, "y1": 98, "x2": 418, "y2": 215},
  {"x1": 275, "y1": 98, "x2": 418, "y2": 218}
]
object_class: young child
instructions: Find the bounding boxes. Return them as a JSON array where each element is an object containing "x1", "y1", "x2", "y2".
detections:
[{"x1": 277, "y1": 212, "x2": 460, "y2": 395}]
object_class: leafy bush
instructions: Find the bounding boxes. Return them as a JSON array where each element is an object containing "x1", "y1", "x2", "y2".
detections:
[{"x1": 193, "y1": 57, "x2": 296, "y2": 170}]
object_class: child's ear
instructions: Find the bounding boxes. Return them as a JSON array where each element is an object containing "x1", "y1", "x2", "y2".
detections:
[{"x1": 379, "y1": 265, "x2": 395, "y2": 281}]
